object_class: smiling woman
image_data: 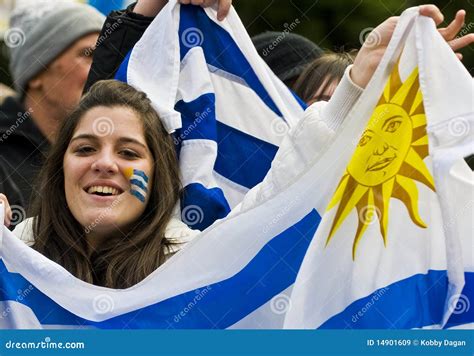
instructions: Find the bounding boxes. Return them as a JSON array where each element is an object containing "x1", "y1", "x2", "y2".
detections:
[{"x1": 20, "y1": 80, "x2": 185, "y2": 289}]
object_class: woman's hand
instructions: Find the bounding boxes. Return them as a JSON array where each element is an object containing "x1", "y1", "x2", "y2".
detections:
[
  {"x1": 134, "y1": 0, "x2": 232, "y2": 21},
  {"x1": 179, "y1": 0, "x2": 232, "y2": 21},
  {"x1": 0, "y1": 194, "x2": 12, "y2": 227},
  {"x1": 351, "y1": 5, "x2": 474, "y2": 89}
]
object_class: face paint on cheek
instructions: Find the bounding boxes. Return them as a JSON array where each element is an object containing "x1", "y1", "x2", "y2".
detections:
[{"x1": 124, "y1": 167, "x2": 149, "y2": 203}]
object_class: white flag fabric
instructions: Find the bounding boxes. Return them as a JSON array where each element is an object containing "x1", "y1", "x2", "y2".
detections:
[
  {"x1": 0, "y1": 7, "x2": 472, "y2": 329},
  {"x1": 115, "y1": 1, "x2": 304, "y2": 230},
  {"x1": 283, "y1": 7, "x2": 473, "y2": 329}
]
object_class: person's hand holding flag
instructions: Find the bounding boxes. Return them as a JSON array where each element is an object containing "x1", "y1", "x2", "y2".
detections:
[
  {"x1": 134, "y1": 0, "x2": 232, "y2": 20},
  {"x1": 351, "y1": 5, "x2": 474, "y2": 89},
  {"x1": 0, "y1": 194, "x2": 12, "y2": 227}
]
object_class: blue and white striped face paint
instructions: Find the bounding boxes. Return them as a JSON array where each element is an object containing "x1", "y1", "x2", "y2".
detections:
[{"x1": 124, "y1": 168, "x2": 149, "y2": 203}]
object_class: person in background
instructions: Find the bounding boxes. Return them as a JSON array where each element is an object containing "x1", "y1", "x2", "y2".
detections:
[
  {"x1": 252, "y1": 31, "x2": 323, "y2": 89},
  {"x1": 85, "y1": 0, "x2": 232, "y2": 91},
  {"x1": 0, "y1": 1, "x2": 104, "y2": 223},
  {"x1": 293, "y1": 50, "x2": 357, "y2": 105}
]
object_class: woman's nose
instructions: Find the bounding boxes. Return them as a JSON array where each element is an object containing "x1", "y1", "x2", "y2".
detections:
[{"x1": 91, "y1": 152, "x2": 119, "y2": 174}]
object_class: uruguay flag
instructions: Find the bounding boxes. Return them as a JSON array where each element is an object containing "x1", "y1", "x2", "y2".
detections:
[
  {"x1": 115, "y1": 2, "x2": 304, "y2": 230},
  {"x1": 0, "y1": 6, "x2": 472, "y2": 330},
  {"x1": 283, "y1": 8, "x2": 473, "y2": 329}
]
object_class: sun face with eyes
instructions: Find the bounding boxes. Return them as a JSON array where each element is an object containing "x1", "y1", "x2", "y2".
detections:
[{"x1": 325, "y1": 65, "x2": 435, "y2": 259}]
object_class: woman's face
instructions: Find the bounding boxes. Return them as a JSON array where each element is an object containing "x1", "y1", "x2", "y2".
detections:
[
  {"x1": 308, "y1": 77, "x2": 339, "y2": 105},
  {"x1": 63, "y1": 106, "x2": 154, "y2": 246}
]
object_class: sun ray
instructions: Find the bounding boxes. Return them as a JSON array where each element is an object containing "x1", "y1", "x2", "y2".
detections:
[
  {"x1": 412, "y1": 125, "x2": 427, "y2": 143},
  {"x1": 411, "y1": 145, "x2": 429, "y2": 160},
  {"x1": 388, "y1": 61, "x2": 403, "y2": 98},
  {"x1": 411, "y1": 114, "x2": 426, "y2": 128},
  {"x1": 404, "y1": 76, "x2": 420, "y2": 113},
  {"x1": 326, "y1": 174, "x2": 350, "y2": 211},
  {"x1": 391, "y1": 68, "x2": 419, "y2": 106},
  {"x1": 373, "y1": 177, "x2": 395, "y2": 245},
  {"x1": 412, "y1": 135, "x2": 428, "y2": 146},
  {"x1": 326, "y1": 179, "x2": 369, "y2": 245},
  {"x1": 352, "y1": 189, "x2": 375, "y2": 259},
  {"x1": 410, "y1": 91, "x2": 424, "y2": 115},
  {"x1": 399, "y1": 149, "x2": 435, "y2": 191},
  {"x1": 393, "y1": 175, "x2": 427, "y2": 228}
]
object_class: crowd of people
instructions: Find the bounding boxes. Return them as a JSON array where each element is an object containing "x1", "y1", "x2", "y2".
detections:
[{"x1": 0, "y1": 0, "x2": 472, "y2": 289}]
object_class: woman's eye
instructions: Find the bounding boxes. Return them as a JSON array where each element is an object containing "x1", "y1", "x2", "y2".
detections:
[
  {"x1": 75, "y1": 146, "x2": 95, "y2": 154},
  {"x1": 385, "y1": 120, "x2": 401, "y2": 133},
  {"x1": 120, "y1": 149, "x2": 140, "y2": 159}
]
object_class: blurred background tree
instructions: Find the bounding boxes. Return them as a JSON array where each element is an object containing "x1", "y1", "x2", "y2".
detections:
[{"x1": 0, "y1": 0, "x2": 472, "y2": 89}]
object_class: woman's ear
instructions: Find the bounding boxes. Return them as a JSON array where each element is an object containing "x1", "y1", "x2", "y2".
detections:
[{"x1": 27, "y1": 73, "x2": 43, "y2": 91}]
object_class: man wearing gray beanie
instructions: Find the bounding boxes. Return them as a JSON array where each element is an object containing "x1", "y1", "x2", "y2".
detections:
[{"x1": 0, "y1": 1, "x2": 104, "y2": 226}]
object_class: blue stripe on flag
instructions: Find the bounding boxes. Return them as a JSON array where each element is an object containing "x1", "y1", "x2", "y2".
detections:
[
  {"x1": 215, "y1": 121, "x2": 278, "y2": 188},
  {"x1": 88, "y1": 0, "x2": 125, "y2": 16},
  {"x1": 178, "y1": 5, "x2": 284, "y2": 119},
  {"x1": 319, "y1": 270, "x2": 471, "y2": 329},
  {"x1": 181, "y1": 183, "x2": 230, "y2": 230},
  {"x1": 114, "y1": 50, "x2": 132, "y2": 83},
  {"x1": 445, "y1": 271, "x2": 474, "y2": 328},
  {"x1": 130, "y1": 189, "x2": 145, "y2": 203},
  {"x1": 175, "y1": 94, "x2": 217, "y2": 142},
  {"x1": 130, "y1": 179, "x2": 148, "y2": 192},
  {"x1": 133, "y1": 170, "x2": 149, "y2": 183},
  {"x1": 291, "y1": 90, "x2": 308, "y2": 110},
  {"x1": 0, "y1": 209, "x2": 320, "y2": 328}
]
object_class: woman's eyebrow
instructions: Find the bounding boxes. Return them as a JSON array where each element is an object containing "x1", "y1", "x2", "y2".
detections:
[
  {"x1": 70, "y1": 134, "x2": 98, "y2": 143},
  {"x1": 117, "y1": 137, "x2": 147, "y2": 149}
]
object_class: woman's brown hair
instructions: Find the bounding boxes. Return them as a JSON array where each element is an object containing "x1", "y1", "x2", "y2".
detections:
[
  {"x1": 30, "y1": 80, "x2": 181, "y2": 289},
  {"x1": 293, "y1": 50, "x2": 357, "y2": 104}
]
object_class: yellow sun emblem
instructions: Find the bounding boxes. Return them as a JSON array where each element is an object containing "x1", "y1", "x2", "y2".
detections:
[{"x1": 325, "y1": 64, "x2": 435, "y2": 259}]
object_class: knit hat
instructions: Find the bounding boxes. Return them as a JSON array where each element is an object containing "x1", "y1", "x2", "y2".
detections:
[
  {"x1": 7, "y1": 1, "x2": 105, "y2": 93},
  {"x1": 252, "y1": 31, "x2": 323, "y2": 83}
]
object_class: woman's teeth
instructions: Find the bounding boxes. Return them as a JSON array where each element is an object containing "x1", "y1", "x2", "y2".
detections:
[{"x1": 87, "y1": 186, "x2": 119, "y2": 195}]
